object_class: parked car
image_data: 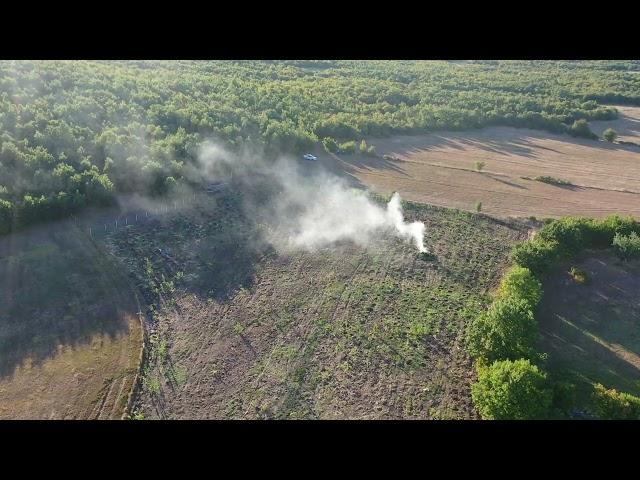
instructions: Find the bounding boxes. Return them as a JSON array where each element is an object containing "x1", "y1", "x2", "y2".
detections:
[{"x1": 303, "y1": 153, "x2": 317, "y2": 161}]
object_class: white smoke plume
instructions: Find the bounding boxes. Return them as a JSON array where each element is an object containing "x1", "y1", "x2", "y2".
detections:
[
  {"x1": 196, "y1": 141, "x2": 427, "y2": 253},
  {"x1": 386, "y1": 192, "x2": 427, "y2": 252}
]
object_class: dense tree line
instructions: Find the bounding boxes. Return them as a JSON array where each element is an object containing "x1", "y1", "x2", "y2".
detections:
[{"x1": 1, "y1": 60, "x2": 640, "y2": 232}]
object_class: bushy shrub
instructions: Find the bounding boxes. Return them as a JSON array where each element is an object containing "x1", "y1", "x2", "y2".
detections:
[
  {"x1": 536, "y1": 217, "x2": 590, "y2": 256},
  {"x1": 511, "y1": 238, "x2": 561, "y2": 275},
  {"x1": 603, "y1": 128, "x2": 617, "y2": 142},
  {"x1": 497, "y1": 265, "x2": 543, "y2": 308},
  {"x1": 612, "y1": 231, "x2": 640, "y2": 260},
  {"x1": 569, "y1": 119, "x2": 598, "y2": 140},
  {"x1": 322, "y1": 137, "x2": 339, "y2": 153},
  {"x1": 569, "y1": 266, "x2": 589, "y2": 284},
  {"x1": 468, "y1": 296, "x2": 538, "y2": 363},
  {"x1": 472, "y1": 358, "x2": 552, "y2": 420},
  {"x1": 593, "y1": 383, "x2": 640, "y2": 419},
  {"x1": 591, "y1": 215, "x2": 639, "y2": 246},
  {"x1": 339, "y1": 141, "x2": 356, "y2": 154}
]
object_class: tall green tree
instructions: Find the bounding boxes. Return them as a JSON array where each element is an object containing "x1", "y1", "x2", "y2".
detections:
[
  {"x1": 472, "y1": 358, "x2": 552, "y2": 420},
  {"x1": 468, "y1": 296, "x2": 538, "y2": 363}
]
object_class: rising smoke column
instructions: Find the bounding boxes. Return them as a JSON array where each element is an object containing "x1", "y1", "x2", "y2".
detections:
[
  {"x1": 195, "y1": 141, "x2": 427, "y2": 253},
  {"x1": 386, "y1": 192, "x2": 427, "y2": 253}
]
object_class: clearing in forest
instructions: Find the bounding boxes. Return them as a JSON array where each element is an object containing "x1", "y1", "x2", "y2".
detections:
[{"x1": 102, "y1": 194, "x2": 527, "y2": 419}]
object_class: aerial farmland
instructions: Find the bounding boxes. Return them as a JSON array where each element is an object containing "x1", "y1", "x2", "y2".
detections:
[{"x1": 1, "y1": 60, "x2": 639, "y2": 420}]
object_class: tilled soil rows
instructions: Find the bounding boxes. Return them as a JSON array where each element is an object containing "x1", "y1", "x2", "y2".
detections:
[{"x1": 105, "y1": 195, "x2": 526, "y2": 419}]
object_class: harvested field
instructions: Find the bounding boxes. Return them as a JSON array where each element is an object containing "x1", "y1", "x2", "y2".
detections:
[
  {"x1": 104, "y1": 195, "x2": 527, "y2": 419},
  {"x1": 538, "y1": 250, "x2": 640, "y2": 411},
  {"x1": 314, "y1": 107, "x2": 640, "y2": 219},
  {"x1": 0, "y1": 220, "x2": 142, "y2": 419}
]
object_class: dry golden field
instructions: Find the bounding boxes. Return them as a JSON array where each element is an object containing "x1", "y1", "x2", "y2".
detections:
[{"x1": 315, "y1": 106, "x2": 640, "y2": 219}]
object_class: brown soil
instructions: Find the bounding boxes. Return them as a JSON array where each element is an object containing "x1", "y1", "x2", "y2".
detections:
[{"x1": 311, "y1": 107, "x2": 640, "y2": 219}]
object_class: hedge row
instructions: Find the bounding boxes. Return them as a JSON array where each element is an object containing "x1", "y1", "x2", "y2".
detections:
[{"x1": 469, "y1": 214, "x2": 640, "y2": 420}]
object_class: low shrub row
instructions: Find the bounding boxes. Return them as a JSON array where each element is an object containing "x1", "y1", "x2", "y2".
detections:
[
  {"x1": 0, "y1": 189, "x2": 116, "y2": 235},
  {"x1": 531, "y1": 176, "x2": 572, "y2": 186},
  {"x1": 468, "y1": 264, "x2": 549, "y2": 419}
]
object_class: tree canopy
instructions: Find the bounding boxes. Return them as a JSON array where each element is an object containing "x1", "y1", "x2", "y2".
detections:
[
  {"x1": 468, "y1": 296, "x2": 539, "y2": 363},
  {"x1": 2, "y1": 60, "x2": 640, "y2": 232},
  {"x1": 472, "y1": 358, "x2": 552, "y2": 420}
]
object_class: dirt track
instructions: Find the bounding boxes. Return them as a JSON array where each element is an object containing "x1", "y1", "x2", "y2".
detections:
[{"x1": 314, "y1": 106, "x2": 640, "y2": 220}]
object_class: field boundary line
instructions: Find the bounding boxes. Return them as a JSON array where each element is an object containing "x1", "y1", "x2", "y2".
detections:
[{"x1": 76, "y1": 224, "x2": 148, "y2": 420}]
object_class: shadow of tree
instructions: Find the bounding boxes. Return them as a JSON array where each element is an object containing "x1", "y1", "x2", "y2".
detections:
[
  {"x1": 538, "y1": 251, "x2": 640, "y2": 396},
  {"x1": 187, "y1": 225, "x2": 267, "y2": 302},
  {"x1": 540, "y1": 314, "x2": 640, "y2": 394},
  {"x1": 485, "y1": 173, "x2": 529, "y2": 190},
  {"x1": 0, "y1": 222, "x2": 133, "y2": 378}
]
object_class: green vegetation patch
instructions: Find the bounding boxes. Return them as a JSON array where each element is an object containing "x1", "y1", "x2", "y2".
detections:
[
  {"x1": 109, "y1": 196, "x2": 525, "y2": 419},
  {"x1": 612, "y1": 231, "x2": 640, "y2": 260},
  {"x1": 472, "y1": 358, "x2": 552, "y2": 420}
]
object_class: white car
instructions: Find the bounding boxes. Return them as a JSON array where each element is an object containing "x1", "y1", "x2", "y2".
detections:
[{"x1": 303, "y1": 153, "x2": 317, "y2": 161}]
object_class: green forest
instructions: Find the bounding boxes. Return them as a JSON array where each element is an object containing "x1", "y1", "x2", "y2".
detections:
[{"x1": 2, "y1": 60, "x2": 640, "y2": 233}]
